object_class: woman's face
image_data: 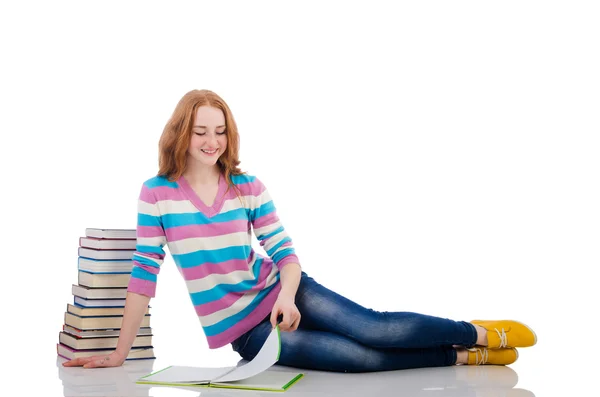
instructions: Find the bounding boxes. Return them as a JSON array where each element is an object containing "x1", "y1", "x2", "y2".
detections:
[{"x1": 188, "y1": 105, "x2": 228, "y2": 168}]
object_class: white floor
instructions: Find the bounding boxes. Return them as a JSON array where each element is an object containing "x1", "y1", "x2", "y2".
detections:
[
  {"x1": 55, "y1": 355, "x2": 531, "y2": 397},
  {"x1": 50, "y1": 347, "x2": 584, "y2": 397}
]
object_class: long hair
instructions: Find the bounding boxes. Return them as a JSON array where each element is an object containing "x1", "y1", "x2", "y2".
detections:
[{"x1": 158, "y1": 89, "x2": 246, "y2": 200}]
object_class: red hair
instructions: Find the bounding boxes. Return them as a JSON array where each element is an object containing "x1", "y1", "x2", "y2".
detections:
[{"x1": 158, "y1": 89, "x2": 246, "y2": 197}]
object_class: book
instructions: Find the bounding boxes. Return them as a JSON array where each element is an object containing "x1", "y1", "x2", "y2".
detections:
[
  {"x1": 78, "y1": 270, "x2": 131, "y2": 288},
  {"x1": 78, "y1": 257, "x2": 134, "y2": 273},
  {"x1": 74, "y1": 296, "x2": 126, "y2": 308},
  {"x1": 64, "y1": 312, "x2": 151, "y2": 330},
  {"x1": 79, "y1": 236, "x2": 137, "y2": 250},
  {"x1": 57, "y1": 344, "x2": 155, "y2": 361},
  {"x1": 137, "y1": 326, "x2": 303, "y2": 392},
  {"x1": 59, "y1": 331, "x2": 153, "y2": 350},
  {"x1": 79, "y1": 247, "x2": 135, "y2": 261},
  {"x1": 72, "y1": 284, "x2": 127, "y2": 300},
  {"x1": 86, "y1": 228, "x2": 137, "y2": 239},
  {"x1": 63, "y1": 325, "x2": 153, "y2": 338},
  {"x1": 67, "y1": 303, "x2": 150, "y2": 317}
]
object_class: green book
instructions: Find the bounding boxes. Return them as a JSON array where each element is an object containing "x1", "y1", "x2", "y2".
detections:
[{"x1": 136, "y1": 326, "x2": 304, "y2": 392}]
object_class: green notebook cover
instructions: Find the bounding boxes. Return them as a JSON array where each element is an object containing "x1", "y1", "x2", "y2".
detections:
[{"x1": 137, "y1": 326, "x2": 304, "y2": 392}]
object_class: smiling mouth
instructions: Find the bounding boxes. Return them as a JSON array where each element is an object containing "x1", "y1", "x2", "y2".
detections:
[{"x1": 201, "y1": 149, "x2": 218, "y2": 154}]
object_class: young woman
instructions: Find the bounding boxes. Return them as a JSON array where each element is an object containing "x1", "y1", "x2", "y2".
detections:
[{"x1": 63, "y1": 89, "x2": 537, "y2": 371}]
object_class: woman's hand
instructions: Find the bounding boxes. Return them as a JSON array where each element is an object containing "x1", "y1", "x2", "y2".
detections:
[
  {"x1": 270, "y1": 293, "x2": 301, "y2": 332},
  {"x1": 62, "y1": 350, "x2": 126, "y2": 368}
]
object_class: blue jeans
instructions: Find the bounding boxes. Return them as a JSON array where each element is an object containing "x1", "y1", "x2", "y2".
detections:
[{"x1": 231, "y1": 272, "x2": 477, "y2": 372}]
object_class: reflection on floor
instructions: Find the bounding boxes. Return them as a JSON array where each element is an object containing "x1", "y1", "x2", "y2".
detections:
[{"x1": 56, "y1": 356, "x2": 534, "y2": 396}]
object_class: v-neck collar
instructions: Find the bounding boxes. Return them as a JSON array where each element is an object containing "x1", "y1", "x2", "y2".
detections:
[{"x1": 178, "y1": 173, "x2": 227, "y2": 218}]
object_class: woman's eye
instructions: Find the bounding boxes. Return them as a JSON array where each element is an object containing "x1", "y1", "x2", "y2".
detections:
[
  {"x1": 217, "y1": 131, "x2": 226, "y2": 135},
  {"x1": 194, "y1": 132, "x2": 205, "y2": 136}
]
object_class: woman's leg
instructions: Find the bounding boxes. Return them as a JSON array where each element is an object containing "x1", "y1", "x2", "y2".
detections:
[
  {"x1": 232, "y1": 316, "x2": 457, "y2": 372},
  {"x1": 294, "y1": 272, "x2": 477, "y2": 349}
]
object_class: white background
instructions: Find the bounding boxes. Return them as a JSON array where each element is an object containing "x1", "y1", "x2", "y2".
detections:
[{"x1": 1, "y1": 1, "x2": 598, "y2": 396}]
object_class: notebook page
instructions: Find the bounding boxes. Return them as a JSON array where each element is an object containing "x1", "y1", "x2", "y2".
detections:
[
  {"x1": 212, "y1": 326, "x2": 280, "y2": 383},
  {"x1": 140, "y1": 365, "x2": 234, "y2": 383}
]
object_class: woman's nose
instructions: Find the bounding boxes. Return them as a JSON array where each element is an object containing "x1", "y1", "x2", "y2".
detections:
[{"x1": 207, "y1": 133, "x2": 219, "y2": 146}]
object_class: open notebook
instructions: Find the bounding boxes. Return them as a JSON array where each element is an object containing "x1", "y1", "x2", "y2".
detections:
[{"x1": 136, "y1": 326, "x2": 303, "y2": 392}]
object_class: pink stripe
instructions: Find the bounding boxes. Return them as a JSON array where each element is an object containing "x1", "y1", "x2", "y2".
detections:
[
  {"x1": 253, "y1": 211, "x2": 278, "y2": 229},
  {"x1": 137, "y1": 226, "x2": 165, "y2": 238},
  {"x1": 195, "y1": 292, "x2": 244, "y2": 316},
  {"x1": 194, "y1": 258, "x2": 274, "y2": 317},
  {"x1": 205, "y1": 283, "x2": 281, "y2": 349},
  {"x1": 165, "y1": 220, "x2": 249, "y2": 241},
  {"x1": 149, "y1": 185, "x2": 187, "y2": 201},
  {"x1": 180, "y1": 259, "x2": 251, "y2": 280},
  {"x1": 222, "y1": 185, "x2": 242, "y2": 201},
  {"x1": 139, "y1": 184, "x2": 158, "y2": 204},
  {"x1": 276, "y1": 255, "x2": 300, "y2": 271},
  {"x1": 127, "y1": 277, "x2": 157, "y2": 297},
  {"x1": 260, "y1": 236, "x2": 293, "y2": 250},
  {"x1": 236, "y1": 179, "x2": 266, "y2": 196}
]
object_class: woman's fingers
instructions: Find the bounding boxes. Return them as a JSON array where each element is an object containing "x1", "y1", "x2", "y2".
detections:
[
  {"x1": 62, "y1": 355, "x2": 113, "y2": 368},
  {"x1": 62, "y1": 356, "x2": 94, "y2": 367},
  {"x1": 280, "y1": 312, "x2": 301, "y2": 332}
]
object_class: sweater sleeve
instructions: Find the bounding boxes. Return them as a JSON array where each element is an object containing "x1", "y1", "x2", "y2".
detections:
[
  {"x1": 249, "y1": 177, "x2": 300, "y2": 271},
  {"x1": 127, "y1": 183, "x2": 167, "y2": 297}
]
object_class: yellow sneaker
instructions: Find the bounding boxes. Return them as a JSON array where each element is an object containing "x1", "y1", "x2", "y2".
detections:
[
  {"x1": 467, "y1": 347, "x2": 519, "y2": 365},
  {"x1": 471, "y1": 320, "x2": 537, "y2": 349}
]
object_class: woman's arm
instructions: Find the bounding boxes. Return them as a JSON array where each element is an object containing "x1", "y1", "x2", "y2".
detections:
[
  {"x1": 270, "y1": 263, "x2": 302, "y2": 331},
  {"x1": 62, "y1": 291, "x2": 151, "y2": 368}
]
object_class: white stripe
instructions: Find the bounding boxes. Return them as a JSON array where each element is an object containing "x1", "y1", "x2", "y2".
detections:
[
  {"x1": 221, "y1": 189, "x2": 272, "y2": 213},
  {"x1": 156, "y1": 199, "x2": 198, "y2": 214},
  {"x1": 138, "y1": 200, "x2": 159, "y2": 216},
  {"x1": 137, "y1": 236, "x2": 166, "y2": 247},
  {"x1": 168, "y1": 231, "x2": 250, "y2": 255},
  {"x1": 185, "y1": 253, "x2": 257, "y2": 291},
  {"x1": 253, "y1": 220, "x2": 283, "y2": 239},
  {"x1": 261, "y1": 231, "x2": 287, "y2": 254},
  {"x1": 133, "y1": 252, "x2": 164, "y2": 267},
  {"x1": 186, "y1": 269, "x2": 251, "y2": 293},
  {"x1": 199, "y1": 266, "x2": 280, "y2": 327}
]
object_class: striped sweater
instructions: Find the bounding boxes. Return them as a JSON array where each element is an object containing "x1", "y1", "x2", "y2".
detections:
[{"x1": 127, "y1": 172, "x2": 300, "y2": 348}]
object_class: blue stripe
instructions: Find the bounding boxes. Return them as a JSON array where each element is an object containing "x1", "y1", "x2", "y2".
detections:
[
  {"x1": 131, "y1": 266, "x2": 157, "y2": 282},
  {"x1": 172, "y1": 245, "x2": 252, "y2": 268},
  {"x1": 257, "y1": 225, "x2": 284, "y2": 240},
  {"x1": 249, "y1": 200, "x2": 275, "y2": 222},
  {"x1": 133, "y1": 253, "x2": 161, "y2": 269},
  {"x1": 272, "y1": 247, "x2": 295, "y2": 264},
  {"x1": 145, "y1": 176, "x2": 178, "y2": 189},
  {"x1": 266, "y1": 236, "x2": 291, "y2": 257},
  {"x1": 136, "y1": 245, "x2": 165, "y2": 255},
  {"x1": 161, "y1": 208, "x2": 248, "y2": 228},
  {"x1": 230, "y1": 174, "x2": 256, "y2": 184},
  {"x1": 138, "y1": 213, "x2": 162, "y2": 227},
  {"x1": 204, "y1": 276, "x2": 280, "y2": 337},
  {"x1": 189, "y1": 256, "x2": 263, "y2": 305}
]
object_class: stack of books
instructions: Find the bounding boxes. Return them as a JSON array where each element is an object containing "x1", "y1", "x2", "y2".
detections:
[{"x1": 57, "y1": 228, "x2": 155, "y2": 361}]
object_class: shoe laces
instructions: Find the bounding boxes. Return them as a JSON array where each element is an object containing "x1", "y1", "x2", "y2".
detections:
[
  {"x1": 493, "y1": 327, "x2": 508, "y2": 348},
  {"x1": 471, "y1": 347, "x2": 489, "y2": 365}
]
